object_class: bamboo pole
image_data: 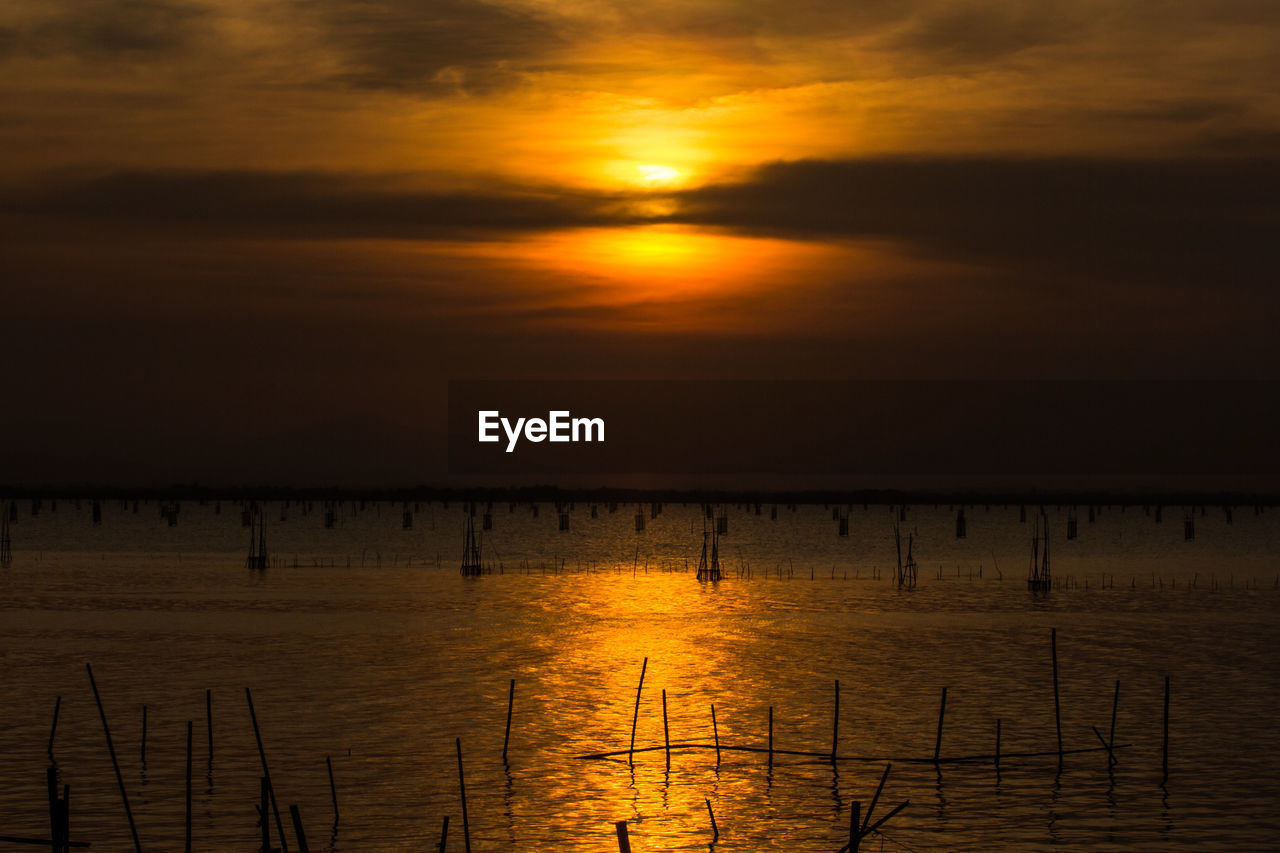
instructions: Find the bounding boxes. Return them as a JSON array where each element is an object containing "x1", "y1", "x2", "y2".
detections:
[
  {"x1": 1091, "y1": 727, "x2": 1117, "y2": 766},
  {"x1": 86, "y1": 664, "x2": 142, "y2": 852},
  {"x1": 456, "y1": 738, "x2": 471, "y2": 853},
  {"x1": 706, "y1": 798, "x2": 718, "y2": 842},
  {"x1": 503, "y1": 678, "x2": 516, "y2": 762},
  {"x1": 259, "y1": 778, "x2": 270, "y2": 853},
  {"x1": 437, "y1": 816, "x2": 449, "y2": 853},
  {"x1": 662, "y1": 689, "x2": 671, "y2": 770},
  {"x1": 861, "y1": 764, "x2": 891, "y2": 834},
  {"x1": 711, "y1": 705, "x2": 721, "y2": 767},
  {"x1": 933, "y1": 688, "x2": 947, "y2": 763},
  {"x1": 47, "y1": 696, "x2": 61, "y2": 762},
  {"x1": 629, "y1": 659, "x2": 647, "y2": 766},
  {"x1": 289, "y1": 805, "x2": 310, "y2": 853},
  {"x1": 245, "y1": 688, "x2": 288, "y2": 853},
  {"x1": 326, "y1": 756, "x2": 339, "y2": 824},
  {"x1": 848, "y1": 801, "x2": 861, "y2": 853},
  {"x1": 615, "y1": 820, "x2": 631, "y2": 853}
]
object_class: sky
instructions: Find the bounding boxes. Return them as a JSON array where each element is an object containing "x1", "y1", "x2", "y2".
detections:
[{"x1": 1, "y1": 0, "x2": 1278, "y2": 486}]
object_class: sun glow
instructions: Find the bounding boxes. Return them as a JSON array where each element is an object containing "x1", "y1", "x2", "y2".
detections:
[
  {"x1": 636, "y1": 164, "x2": 682, "y2": 185},
  {"x1": 497, "y1": 225, "x2": 852, "y2": 321}
]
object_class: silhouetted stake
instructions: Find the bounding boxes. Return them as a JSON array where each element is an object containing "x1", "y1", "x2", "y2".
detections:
[
  {"x1": 259, "y1": 778, "x2": 270, "y2": 853},
  {"x1": 832, "y1": 680, "x2": 840, "y2": 761},
  {"x1": 437, "y1": 816, "x2": 449, "y2": 853},
  {"x1": 206, "y1": 689, "x2": 213, "y2": 765},
  {"x1": 711, "y1": 701, "x2": 721, "y2": 768},
  {"x1": 185, "y1": 722, "x2": 192, "y2": 853},
  {"x1": 662, "y1": 689, "x2": 671, "y2": 770},
  {"x1": 289, "y1": 805, "x2": 309, "y2": 853},
  {"x1": 1052, "y1": 629, "x2": 1063, "y2": 769},
  {"x1": 326, "y1": 756, "x2": 339, "y2": 824},
  {"x1": 1109, "y1": 680, "x2": 1120, "y2": 766},
  {"x1": 706, "y1": 798, "x2": 718, "y2": 842},
  {"x1": 629, "y1": 658, "x2": 647, "y2": 766},
  {"x1": 861, "y1": 764, "x2": 891, "y2": 834},
  {"x1": 86, "y1": 663, "x2": 142, "y2": 852},
  {"x1": 995, "y1": 719, "x2": 1001, "y2": 772},
  {"x1": 768, "y1": 706, "x2": 774, "y2": 766},
  {"x1": 140, "y1": 705, "x2": 147, "y2": 766},
  {"x1": 245, "y1": 688, "x2": 288, "y2": 853},
  {"x1": 933, "y1": 688, "x2": 947, "y2": 763},
  {"x1": 503, "y1": 679, "x2": 515, "y2": 762},
  {"x1": 1091, "y1": 727, "x2": 1117, "y2": 767},
  {"x1": 848, "y1": 801, "x2": 861, "y2": 853},
  {"x1": 456, "y1": 738, "x2": 471, "y2": 853},
  {"x1": 615, "y1": 820, "x2": 631, "y2": 853},
  {"x1": 1162, "y1": 675, "x2": 1170, "y2": 785},
  {"x1": 48, "y1": 696, "x2": 61, "y2": 762}
]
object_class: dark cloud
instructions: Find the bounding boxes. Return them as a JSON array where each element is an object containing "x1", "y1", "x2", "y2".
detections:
[
  {"x1": 1196, "y1": 0, "x2": 1280, "y2": 27},
  {"x1": 5, "y1": 170, "x2": 639, "y2": 237},
  {"x1": 612, "y1": 0, "x2": 909, "y2": 42},
  {"x1": 885, "y1": 1, "x2": 1079, "y2": 64},
  {"x1": 1099, "y1": 99, "x2": 1249, "y2": 125},
  {"x1": 4, "y1": 0, "x2": 210, "y2": 61},
  {"x1": 12, "y1": 157, "x2": 1279, "y2": 295},
  {"x1": 299, "y1": 0, "x2": 569, "y2": 94},
  {"x1": 671, "y1": 156, "x2": 1280, "y2": 287},
  {"x1": 1195, "y1": 128, "x2": 1280, "y2": 157}
]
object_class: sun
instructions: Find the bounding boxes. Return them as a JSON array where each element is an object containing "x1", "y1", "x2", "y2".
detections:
[{"x1": 636, "y1": 164, "x2": 682, "y2": 186}]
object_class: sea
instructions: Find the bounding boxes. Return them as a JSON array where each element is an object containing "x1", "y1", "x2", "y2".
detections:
[{"x1": 1, "y1": 498, "x2": 1277, "y2": 851}]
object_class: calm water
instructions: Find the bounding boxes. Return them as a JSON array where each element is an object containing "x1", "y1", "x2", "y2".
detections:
[{"x1": 1, "y1": 500, "x2": 1278, "y2": 851}]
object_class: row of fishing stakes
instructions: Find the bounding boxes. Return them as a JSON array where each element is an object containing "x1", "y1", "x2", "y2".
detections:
[
  {"x1": 17, "y1": 642, "x2": 1173, "y2": 850},
  {"x1": 28, "y1": 669, "x2": 509, "y2": 853},
  {"x1": 25, "y1": 667, "x2": 342, "y2": 853},
  {"x1": 5, "y1": 497, "x2": 1256, "y2": 520},
  {"x1": 4, "y1": 497, "x2": 1257, "y2": 554},
  {"x1": 586, "y1": 631, "x2": 1173, "y2": 783}
]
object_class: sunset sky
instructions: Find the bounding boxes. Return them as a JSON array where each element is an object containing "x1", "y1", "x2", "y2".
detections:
[{"x1": 2, "y1": 0, "x2": 1278, "y2": 485}]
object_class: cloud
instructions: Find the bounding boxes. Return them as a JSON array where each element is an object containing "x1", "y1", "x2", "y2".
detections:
[
  {"x1": 3, "y1": 0, "x2": 211, "y2": 61},
  {"x1": 670, "y1": 156, "x2": 1280, "y2": 287},
  {"x1": 5, "y1": 169, "x2": 639, "y2": 237},
  {"x1": 883, "y1": 1, "x2": 1080, "y2": 65},
  {"x1": 299, "y1": 0, "x2": 571, "y2": 94},
  {"x1": 11, "y1": 156, "x2": 1279, "y2": 296}
]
